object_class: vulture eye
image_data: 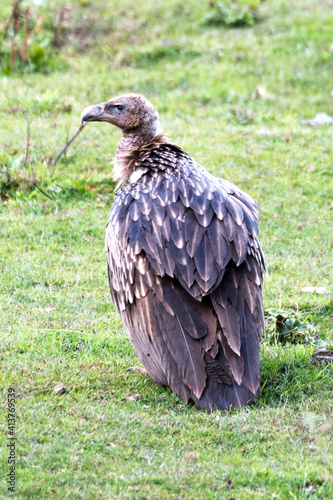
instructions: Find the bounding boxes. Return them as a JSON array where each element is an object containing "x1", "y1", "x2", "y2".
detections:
[{"x1": 115, "y1": 104, "x2": 124, "y2": 111}]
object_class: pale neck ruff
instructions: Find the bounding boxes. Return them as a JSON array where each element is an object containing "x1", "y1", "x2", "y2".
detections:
[{"x1": 113, "y1": 123, "x2": 160, "y2": 182}]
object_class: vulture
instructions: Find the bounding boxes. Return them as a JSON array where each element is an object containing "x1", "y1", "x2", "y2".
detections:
[{"x1": 81, "y1": 94, "x2": 266, "y2": 411}]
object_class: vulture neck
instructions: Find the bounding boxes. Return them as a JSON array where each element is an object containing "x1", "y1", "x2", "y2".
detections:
[{"x1": 114, "y1": 126, "x2": 165, "y2": 183}]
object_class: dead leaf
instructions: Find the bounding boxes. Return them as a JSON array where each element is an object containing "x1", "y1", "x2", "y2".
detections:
[
  {"x1": 54, "y1": 383, "x2": 66, "y2": 395},
  {"x1": 124, "y1": 392, "x2": 142, "y2": 401},
  {"x1": 106, "y1": 443, "x2": 116, "y2": 450},
  {"x1": 43, "y1": 157, "x2": 52, "y2": 165},
  {"x1": 229, "y1": 106, "x2": 255, "y2": 124},
  {"x1": 185, "y1": 451, "x2": 198, "y2": 461},
  {"x1": 127, "y1": 366, "x2": 148, "y2": 375},
  {"x1": 311, "y1": 347, "x2": 333, "y2": 365},
  {"x1": 251, "y1": 86, "x2": 274, "y2": 100}
]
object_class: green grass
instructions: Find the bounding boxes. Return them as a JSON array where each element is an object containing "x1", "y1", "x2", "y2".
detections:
[{"x1": 1, "y1": 0, "x2": 333, "y2": 498}]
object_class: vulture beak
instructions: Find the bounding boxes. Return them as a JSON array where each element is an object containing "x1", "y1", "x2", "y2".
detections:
[{"x1": 80, "y1": 102, "x2": 107, "y2": 124}]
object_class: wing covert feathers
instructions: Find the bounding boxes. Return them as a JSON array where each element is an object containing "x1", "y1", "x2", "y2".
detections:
[{"x1": 106, "y1": 141, "x2": 265, "y2": 411}]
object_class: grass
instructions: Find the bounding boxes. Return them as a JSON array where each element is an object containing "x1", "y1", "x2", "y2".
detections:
[{"x1": 1, "y1": 0, "x2": 333, "y2": 498}]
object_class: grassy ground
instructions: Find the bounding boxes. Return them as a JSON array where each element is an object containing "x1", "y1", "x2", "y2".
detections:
[{"x1": 1, "y1": 0, "x2": 333, "y2": 498}]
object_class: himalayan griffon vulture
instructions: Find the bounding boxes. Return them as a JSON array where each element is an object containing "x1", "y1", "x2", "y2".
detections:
[{"x1": 81, "y1": 94, "x2": 266, "y2": 411}]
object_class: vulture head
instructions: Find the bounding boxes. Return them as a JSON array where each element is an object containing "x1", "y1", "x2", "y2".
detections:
[{"x1": 81, "y1": 93, "x2": 160, "y2": 141}]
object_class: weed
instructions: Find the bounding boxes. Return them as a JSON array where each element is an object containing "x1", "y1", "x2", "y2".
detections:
[
  {"x1": 265, "y1": 309, "x2": 318, "y2": 345},
  {"x1": 0, "y1": 0, "x2": 65, "y2": 73},
  {"x1": 205, "y1": 0, "x2": 263, "y2": 27}
]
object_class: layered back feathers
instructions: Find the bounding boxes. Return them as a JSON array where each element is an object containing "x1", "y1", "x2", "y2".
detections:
[{"x1": 105, "y1": 139, "x2": 266, "y2": 411}]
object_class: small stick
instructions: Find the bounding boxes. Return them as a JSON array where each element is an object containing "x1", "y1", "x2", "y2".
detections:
[
  {"x1": 51, "y1": 122, "x2": 86, "y2": 167},
  {"x1": 35, "y1": 184, "x2": 54, "y2": 201},
  {"x1": 22, "y1": 110, "x2": 30, "y2": 175},
  {"x1": 24, "y1": 8, "x2": 29, "y2": 60}
]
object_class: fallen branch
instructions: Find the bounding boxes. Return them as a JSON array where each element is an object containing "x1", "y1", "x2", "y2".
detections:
[
  {"x1": 22, "y1": 110, "x2": 30, "y2": 175},
  {"x1": 51, "y1": 122, "x2": 86, "y2": 167}
]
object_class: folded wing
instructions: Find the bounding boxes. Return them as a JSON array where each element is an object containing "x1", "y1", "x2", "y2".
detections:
[{"x1": 106, "y1": 144, "x2": 265, "y2": 410}]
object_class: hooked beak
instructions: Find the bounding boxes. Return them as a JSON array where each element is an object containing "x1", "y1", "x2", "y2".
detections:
[{"x1": 80, "y1": 102, "x2": 107, "y2": 124}]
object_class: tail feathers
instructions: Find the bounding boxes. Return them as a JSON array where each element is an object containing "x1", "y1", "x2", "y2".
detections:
[
  {"x1": 120, "y1": 265, "x2": 262, "y2": 411},
  {"x1": 122, "y1": 297, "x2": 260, "y2": 411},
  {"x1": 241, "y1": 302, "x2": 260, "y2": 395},
  {"x1": 192, "y1": 338, "x2": 259, "y2": 412},
  {"x1": 192, "y1": 379, "x2": 257, "y2": 412},
  {"x1": 124, "y1": 314, "x2": 259, "y2": 411}
]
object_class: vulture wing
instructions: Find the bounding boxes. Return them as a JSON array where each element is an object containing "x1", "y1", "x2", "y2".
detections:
[{"x1": 106, "y1": 143, "x2": 265, "y2": 411}]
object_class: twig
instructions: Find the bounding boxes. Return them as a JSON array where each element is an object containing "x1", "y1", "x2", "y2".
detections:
[
  {"x1": 51, "y1": 122, "x2": 86, "y2": 167},
  {"x1": 23, "y1": 7, "x2": 29, "y2": 60},
  {"x1": 35, "y1": 184, "x2": 54, "y2": 201},
  {"x1": 22, "y1": 110, "x2": 29, "y2": 175}
]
